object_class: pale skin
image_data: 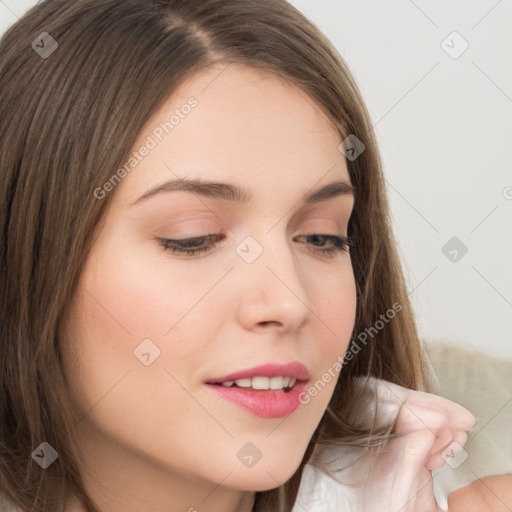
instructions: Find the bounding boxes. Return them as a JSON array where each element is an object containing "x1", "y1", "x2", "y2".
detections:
[{"x1": 59, "y1": 62, "x2": 498, "y2": 512}]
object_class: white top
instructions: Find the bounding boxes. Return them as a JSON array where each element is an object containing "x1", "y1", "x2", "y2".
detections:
[
  {"x1": 290, "y1": 442, "x2": 447, "y2": 511},
  {"x1": 291, "y1": 459, "x2": 354, "y2": 511}
]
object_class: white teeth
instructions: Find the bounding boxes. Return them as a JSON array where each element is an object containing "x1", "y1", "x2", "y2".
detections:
[
  {"x1": 252, "y1": 376, "x2": 270, "y2": 389},
  {"x1": 269, "y1": 376, "x2": 284, "y2": 389},
  {"x1": 219, "y1": 376, "x2": 297, "y2": 390},
  {"x1": 234, "y1": 378, "x2": 252, "y2": 388}
]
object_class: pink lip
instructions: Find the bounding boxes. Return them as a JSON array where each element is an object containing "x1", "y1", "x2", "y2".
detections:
[
  {"x1": 204, "y1": 380, "x2": 309, "y2": 418},
  {"x1": 205, "y1": 362, "x2": 310, "y2": 384},
  {"x1": 204, "y1": 362, "x2": 310, "y2": 419}
]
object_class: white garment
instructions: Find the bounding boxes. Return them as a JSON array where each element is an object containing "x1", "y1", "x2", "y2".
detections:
[
  {"x1": 291, "y1": 461, "x2": 354, "y2": 511},
  {"x1": 291, "y1": 442, "x2": 443, "y2": 512}
]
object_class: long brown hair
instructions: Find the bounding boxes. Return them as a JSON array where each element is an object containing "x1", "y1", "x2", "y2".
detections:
[{"x1": 0, "y1": 1, "x2": 433, "y2": 510}]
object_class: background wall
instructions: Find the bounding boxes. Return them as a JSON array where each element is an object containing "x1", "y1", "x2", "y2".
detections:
[
  {"x1": 289, "y1": 0, "x2": 512, "y2": 360},
  {"x1": 1, "y1": 0, "x2": 511, "y2": 359}
]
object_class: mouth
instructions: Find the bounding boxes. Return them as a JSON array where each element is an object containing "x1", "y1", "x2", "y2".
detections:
[
  {"x1": 203, "y1": 362, "x2": 310, "y2": 418},
  {"x1": 209, "y1": 376, "x2": 300, "y2": 393},
  {"x1": 204, "y1": 361, "x2": 310, "y2": 389}
]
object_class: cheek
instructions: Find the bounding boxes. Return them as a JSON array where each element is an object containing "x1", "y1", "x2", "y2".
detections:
[
  {"x1": 307, "y1": 264, "x2": 357, "y2": 400},
  {"x1": 78, "y1": 240, "x2": 220, "y2": 341},
  {"x1": 61, "y1": 245, "x2": 186, "y2": 404},
  {"x1": 310, "y1": 263, "x2": 357, "y2": 358}
]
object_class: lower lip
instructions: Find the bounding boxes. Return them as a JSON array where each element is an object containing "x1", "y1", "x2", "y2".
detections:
[{"x1": 204, "y1": 381, "x2": 308, "y2": 418}]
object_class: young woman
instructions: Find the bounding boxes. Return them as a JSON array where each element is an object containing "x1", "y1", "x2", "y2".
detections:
[{"x1": 0, "y1": 1, "x2": 481, "y2": 511}]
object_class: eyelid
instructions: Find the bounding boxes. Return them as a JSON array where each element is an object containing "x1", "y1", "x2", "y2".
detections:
[{"x1": 157, "y1": 232, "x2": 352, "y2": 257}]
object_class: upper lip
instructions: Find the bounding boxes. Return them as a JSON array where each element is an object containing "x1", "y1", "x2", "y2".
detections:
[{"x1": 205, "y1": 362, "x2": 310, "y2": 384}]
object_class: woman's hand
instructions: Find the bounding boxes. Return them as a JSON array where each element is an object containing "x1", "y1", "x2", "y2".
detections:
[{"x1": 312, "y1": 377, "x2": 476, "y2": 512}]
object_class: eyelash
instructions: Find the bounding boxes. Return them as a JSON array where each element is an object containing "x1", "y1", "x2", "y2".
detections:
[{"x1": 157, "y1": 233, "x2": 353, "y2": 257}]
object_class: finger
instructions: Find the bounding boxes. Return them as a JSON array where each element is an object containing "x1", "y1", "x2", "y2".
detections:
[
  {"x1": 402, "y1": 389, "x2": 476, "y2": 432},
  {"x1": 395, "y1": 395, "x2": 474, "y2": 450},
  {"x1": 403, "y1": 396, "x2": 475, "y2": 430},
  {"x1": 376, "y1": 429, "x2": 440, "y2": 512},
  {"x1": 356, "y1": 377, "x2": 476, "y2": 433},
  {"x1": 396, "y1": 430, "x2": 441, "y2": 512},
  {"x1": 394, "y1": 404, "x2": 471, "y2": 471},
  {"x1": 395, "y1": 404, "x2": 449, "y2": 434},
  {"x1": 425, "y1": 429, "x2": 468, "y2": 471}
]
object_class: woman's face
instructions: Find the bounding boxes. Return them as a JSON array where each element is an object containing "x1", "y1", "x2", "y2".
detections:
[{"x1": 62, "y1": 63, "x2": 357, "y2": 509}]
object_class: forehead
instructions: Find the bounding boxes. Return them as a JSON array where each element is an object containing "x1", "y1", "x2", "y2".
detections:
[{"x1": 115, "y1": 63, "x2": 350, "y2": 205}]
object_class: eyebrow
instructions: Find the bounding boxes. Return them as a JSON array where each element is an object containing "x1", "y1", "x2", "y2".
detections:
[{"x1": 132, "y1": 177, "x2": 355, "y2": 206}]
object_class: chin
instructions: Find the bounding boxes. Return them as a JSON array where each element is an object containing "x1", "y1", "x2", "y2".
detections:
[{"x1": 223, "y1": 452, "x2": 305, "y2": 492}]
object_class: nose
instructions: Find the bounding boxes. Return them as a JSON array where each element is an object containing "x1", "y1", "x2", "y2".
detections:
[{"x1": 234, "y1": 232, "x2": 312, "y2": 334}]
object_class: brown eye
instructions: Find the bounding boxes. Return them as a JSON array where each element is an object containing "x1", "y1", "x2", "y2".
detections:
[{"x1": 157, "y1": 234, "x2": 224, "y2": 256}]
